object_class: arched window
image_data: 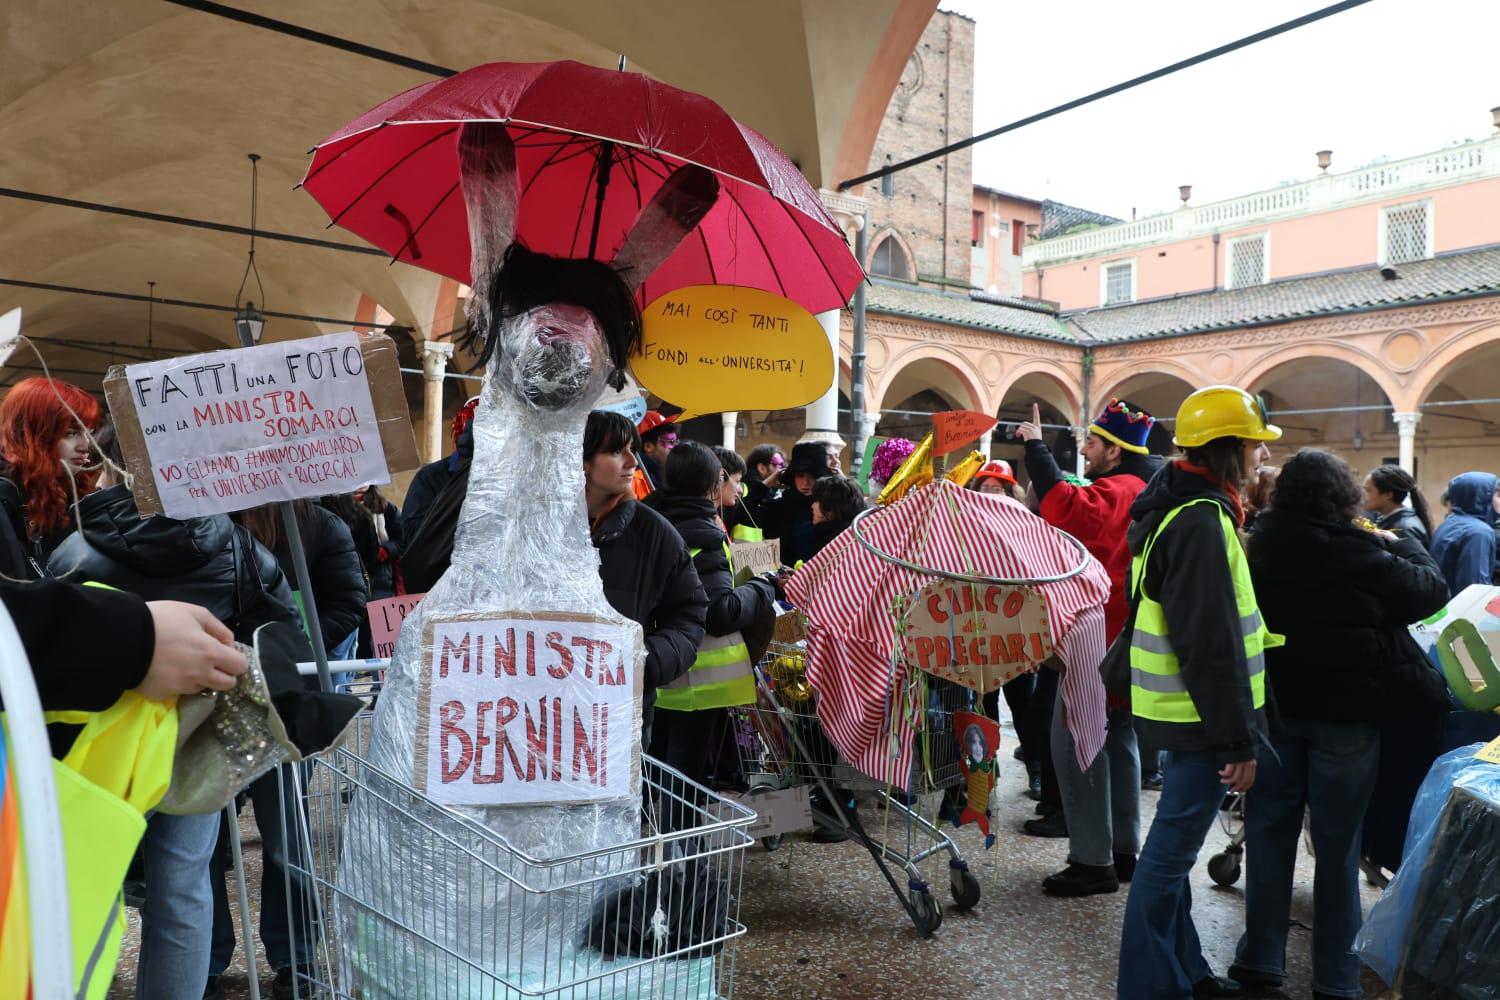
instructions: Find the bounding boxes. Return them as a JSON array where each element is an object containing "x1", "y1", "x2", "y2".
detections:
[{"x1": 869, "y1": 233, "x2": 914, "y2": 281}]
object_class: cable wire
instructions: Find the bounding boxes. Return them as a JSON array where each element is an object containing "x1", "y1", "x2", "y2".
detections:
[{"x1": 839, "y1": 0, "x2": 1374, "y2": 190}]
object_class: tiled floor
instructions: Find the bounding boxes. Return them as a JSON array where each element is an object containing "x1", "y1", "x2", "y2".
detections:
[{"x1": 107, "y1": 731, "x2": 1393, "y2": 999}]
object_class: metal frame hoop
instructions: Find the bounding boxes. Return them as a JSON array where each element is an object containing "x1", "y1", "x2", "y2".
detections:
[{"x1": 848, "y1": 503, "x2": 1092, "y2": 587}]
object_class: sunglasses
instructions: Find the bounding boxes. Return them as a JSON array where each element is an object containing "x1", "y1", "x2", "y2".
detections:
[{"x1": 770, "y1": 456, "x2": 786, "y2": 468}]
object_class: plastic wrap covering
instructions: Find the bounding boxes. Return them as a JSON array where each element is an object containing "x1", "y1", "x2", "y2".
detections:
[
  {"x1": 1354, "y1": 745, "x2": 1500, "y2": 994},
  {"x1": 339, "y1": 291, "x2": 646, "y2": 994}
]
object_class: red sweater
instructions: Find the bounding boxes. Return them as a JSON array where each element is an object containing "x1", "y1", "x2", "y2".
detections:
[{"x1": 1038, "y1": 472, "x2": 1150, "y2": 644}]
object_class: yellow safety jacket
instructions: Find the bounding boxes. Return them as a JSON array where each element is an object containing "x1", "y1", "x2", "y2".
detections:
[
  {"x1": 657, "y1": 543, "x2": 757, "y2": 711},
  {"x1": 1128, "y1": 498, "x2": 1280, "y2": 724}
]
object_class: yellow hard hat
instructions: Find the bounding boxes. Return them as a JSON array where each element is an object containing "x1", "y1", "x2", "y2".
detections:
[{"x1": 1173, "y1": 386, "x2": 1282, "y2": 448}]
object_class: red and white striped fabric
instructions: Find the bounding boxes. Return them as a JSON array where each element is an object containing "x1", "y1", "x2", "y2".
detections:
[{"x1": 786, "y1": 480, "x2": 1112, "y2": 790}]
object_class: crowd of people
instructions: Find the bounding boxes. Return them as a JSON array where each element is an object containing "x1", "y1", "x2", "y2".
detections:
[{"x1": 0, "y1": 369, "x2": 1485, "y2": 999}]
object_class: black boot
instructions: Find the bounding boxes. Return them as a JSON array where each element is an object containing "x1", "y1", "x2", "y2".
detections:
[
  {"x1": 1021, "y1": 810, "x2": 1068, "y2": 838},
  {"x1": 1041, "y1": 862, "x2": 1119, "y2": 896},
  {"x1": 810, "y1": 788, "x2": 855, "y2": 844},
  {"x1": 1191, "y1": 974, "x2": 1244, "y2": 998},
  {"x1": 1113, "y1": 852, "x2": 1137, "y2": 883}
]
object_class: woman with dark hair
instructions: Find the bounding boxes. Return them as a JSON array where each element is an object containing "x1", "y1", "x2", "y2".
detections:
[
  {"x1": 0, "y1": 377, "x2": 102, "y2": 578},
  {"x1": 1118, "y1": 386, "x2": 1282, "y2": 999},
  {"x1": 1230, "y1": 449, "x2": 1448, "y2": 999},
  {"x1": 584, "y1": 409, "x2": 707, "y2": 742},
  {"x1": 714, "y1": 445, "x2": 758, "y2": 539},
  {"x1": 1363, "y1": 463, "x2": 1434, "y2": 550},
  {"x1": 808, "y1": 475, "x2": 866, "y2": 559},
  {"x1": 646, "y1": 441, "x2": 776, "y2": 802}
]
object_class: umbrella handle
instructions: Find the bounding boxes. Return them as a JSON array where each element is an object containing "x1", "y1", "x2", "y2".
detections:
[{"x1": 845, "y1": 504, "x2": 1092, "y2": 587}]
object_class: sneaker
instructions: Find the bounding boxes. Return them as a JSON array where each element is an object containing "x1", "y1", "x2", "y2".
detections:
[
  {"x1": 1141, "y1": 771, "x2": 1164, "y2": 790},
  {"x1": 1021, "y1": 811, "x2": 1068, "y2": 838},
  {"x1": 1191, "y1": 974, "x2": 1244, "y2": 998},
  {"x1": 1113, "y1": 852, "x2": 1137, "y2": 883},
  {"x1": 1042, "y1": 862, "x2": 1119, "y2": 896},
  {"x1": 203, "y1": 974, "x2": 225, "y2": 1000}
]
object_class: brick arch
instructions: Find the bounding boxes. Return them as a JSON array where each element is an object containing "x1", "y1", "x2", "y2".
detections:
[
  {"x1": 992, "y1": 361, "x2": 1083, "y2": 423},
  {"x1": 872, "y1": 342, "x2": 986, "y2": 413},
  {"x1": 1237, "y1": 341, "x2": 1406, "y2": 411},
  {"x1": 866, "y1": 227, "x2": 917, "y2": 281},
  {"x1": 1408, "y1": 318, "x2": 1500, "y2": 406}
]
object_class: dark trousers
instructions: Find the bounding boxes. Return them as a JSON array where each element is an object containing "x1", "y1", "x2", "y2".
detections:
[
  {"x1": 209, "y1": 765, "x2": 319, "y2": 974},
  {"x1": 1025, "y1": 668, "x2": 1062, "y2": 812}
]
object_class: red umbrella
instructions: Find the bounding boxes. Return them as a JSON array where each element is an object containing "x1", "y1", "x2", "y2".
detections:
[{"x1": 301, "y1": 60, "x2": 863, "y2": 314}]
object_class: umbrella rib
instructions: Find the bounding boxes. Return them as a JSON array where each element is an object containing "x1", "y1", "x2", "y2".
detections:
[
  {"x1": 734, "y1": 198, "x2": 788, "y2": 298},
  {"x1": 302, "y1": 124, "x2": 387, "y2": 188},
  {"x1": 519, "y1": 135, "x2": 595, "y2": 200},
  {"x1": 391, "y1": 180, "x2": 459, "y2": 265},
  {"x1": 780, "y1": 197, "x2": 849, "y2": 306},
  {"x1": 568, "y1": 141, "x2": 604, "y2": 258},
  {"x1": 327, "y1": 125, "x2": 458, "y2": 228}
]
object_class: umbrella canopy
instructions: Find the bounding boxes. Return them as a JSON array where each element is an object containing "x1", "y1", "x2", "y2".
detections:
[
  {"x1": 302, "y1": 60, "x2": 863, "y2": 314},
  {"x1": 786, "y1": 481, "x2": 1113, "y2": 788}
]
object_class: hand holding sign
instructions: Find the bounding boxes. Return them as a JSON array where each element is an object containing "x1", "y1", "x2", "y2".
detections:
[
  {"x1": 932, "y1": 410, "x2": 999, "y2": 456},
  {"x1": 1012, "y1": 404, "x2": 1044, "y2": 443}
]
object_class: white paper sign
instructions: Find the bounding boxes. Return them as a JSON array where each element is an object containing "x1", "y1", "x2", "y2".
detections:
[
  {"x1": 0, "y1": 307, "x2": 22, "y2": 369},
  {"x1": 123, "y1": 333, "x2": 389, "y2": 516},
  {"x1": 419, "y1": 615, "x2": 639, "y2": 806}
]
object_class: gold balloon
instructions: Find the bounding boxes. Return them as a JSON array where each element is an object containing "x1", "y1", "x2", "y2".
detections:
[
  {"x1": 943, "y1": 450, "x2": 986, "y2": 488},
  {"x1": 770, "y1": 653, "x2": 814, "y2": 706},
  {"x1": 876, "y1": 431, "x2": 934, "y2": 505}
]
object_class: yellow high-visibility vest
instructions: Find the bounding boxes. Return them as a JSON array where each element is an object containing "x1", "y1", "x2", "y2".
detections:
[
  {"x1": 1129, "y1": 498, "x2": 1280, "y2": 724},
  {"x1": 657, "y1": 543, "x2": 756, "y2": 711}
]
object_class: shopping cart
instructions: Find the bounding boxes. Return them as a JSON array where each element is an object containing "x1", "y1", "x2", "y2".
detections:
[
  {"x1": 272, "y1": 662, "x2": 756, "y2": 999},
  {"x1": 730, "y1": 641, "x2": 981, "y2": 937}
]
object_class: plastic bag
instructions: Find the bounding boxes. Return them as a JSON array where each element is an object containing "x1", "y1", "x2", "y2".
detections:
[{"x1": 1354, "y1": 744, "x2": 1500, "y2": 992}]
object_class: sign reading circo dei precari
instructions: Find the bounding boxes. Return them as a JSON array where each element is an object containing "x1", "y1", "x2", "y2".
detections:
[{"x1": 902, "y1": 580, "x2": 1053, "y2": 692}]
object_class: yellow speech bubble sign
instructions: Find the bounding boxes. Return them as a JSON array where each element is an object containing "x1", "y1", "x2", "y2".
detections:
[{"x1": 633, "y1": 286, "x2": 833, "y2": 415}]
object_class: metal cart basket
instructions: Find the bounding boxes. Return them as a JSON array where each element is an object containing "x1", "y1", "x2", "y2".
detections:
[{"x1": 274, "y1": 691, "x2": 756, "y2": 999}]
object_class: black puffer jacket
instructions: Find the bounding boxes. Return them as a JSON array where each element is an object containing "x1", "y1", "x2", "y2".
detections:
[
  {"x1": 591, "y1": 498, "x2": 708, "y2": 733},
  {"x1": 271, "y1": 505, "x2": 367, "y2": 650},
  {"x1": 1247, "y1": 509, "x2": 1450, "y2": 722},
  {"x1": 759, "y1": 488, "x2": 819, "y2": 566},
  {"x1": 646, "y1": 493, "x2": 776, "y2": 639},
  {"x1": 1377, "y1": 506, "x2": 1432, "y2": 551},
  {"x1": 49, "y1": 484, "x2": 298, "y2": 644}
]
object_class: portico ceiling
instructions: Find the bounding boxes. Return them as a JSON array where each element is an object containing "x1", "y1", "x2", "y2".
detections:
[{"x1": 0, "y1": 0, "x2": 933, "y2": 386}]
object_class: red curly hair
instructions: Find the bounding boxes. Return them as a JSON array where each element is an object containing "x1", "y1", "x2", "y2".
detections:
[{"x1": 0, "y1": 378, "x2": 101, "y2": 539}]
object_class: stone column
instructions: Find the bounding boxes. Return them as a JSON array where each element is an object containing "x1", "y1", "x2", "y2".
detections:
[
  {"x1": 1393, "y1": 411, "x2": 1421, "y2": 473},
  {"x1": 798, "y1": 309, "x2": 844, "y2": 448},
  {"x1": 1072, "y1": 426, "x2": 1088, "y2": 477},
  {"x1": 421, "y1": 340, "x2": 455, "y2": 463},
  {"x1": 721, "y1": 411, "x2": 739, "y2": 450}
]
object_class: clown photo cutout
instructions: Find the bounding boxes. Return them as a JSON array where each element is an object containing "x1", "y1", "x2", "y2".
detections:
[{"x1": 954, "y1": 711, "x2": 1001, "y2": 848}]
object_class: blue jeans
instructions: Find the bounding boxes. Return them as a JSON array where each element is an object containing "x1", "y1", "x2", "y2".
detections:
[
  {"x1": 136, "y1": 810, "x2": 220, "y2": 999},
  {"x1": 209, "y1": 765, "x2": 320, "y2": 974},
  {"x1": 1235, "y1": 718, "x2": 1379, "y2": 998},
  {"x1": 1053, "y1": 698, "x2": 1141, "y2": 866},
  {"x1": 1118, "y1": 750, "x2": 1225, "y2": 999}
]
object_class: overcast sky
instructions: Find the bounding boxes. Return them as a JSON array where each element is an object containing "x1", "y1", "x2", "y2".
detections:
[{"x1": 937, "y1": 0, "x2": 1500, "y2": 219}]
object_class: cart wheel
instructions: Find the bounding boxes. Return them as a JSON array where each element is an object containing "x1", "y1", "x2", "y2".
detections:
[
  {"x1": 1207, "y1": 851, "x2": 1241, "y2": 886},
  {"x1": 761, "y1": 834, "x2": 785, "y2": 852},
  {"x1": 949, "y1": 866, "x2": 981, "y2": 910},
  {"x1": 911, "y1": 887, "x2": 943, "y2": 935}
]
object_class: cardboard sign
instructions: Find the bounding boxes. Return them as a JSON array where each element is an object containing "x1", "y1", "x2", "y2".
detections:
[
  {"x1": 730, "y1": 537, "x2": 782, "y2": 583},
  {"x1": 932, "y1": 410, "x2": 998, "y2": 457},
  {"x1": 633, "y1": 285, "x2": 832, "y2": 415},
  {"x1": 0, "y1": 307, "x2": 21, "y2": 369},
  {"x1": 1476, "y1": 734, "x2": 1500, "y2": 766},
  {"x1": 902, "y1": 580, "x2": 1052, "y2": 691},
  {"x1": 726, "y1": 785, "x2": 813, "y2": 840},
  {"x1": 103, "y1": 331, "x2": 418, "y2": 517},
  {"x1": 414, "y1": 612, "x2": 641, "y2": 806},
  {"x1": 368, "y1": 592, "x2": 426, "y2": 659}
]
